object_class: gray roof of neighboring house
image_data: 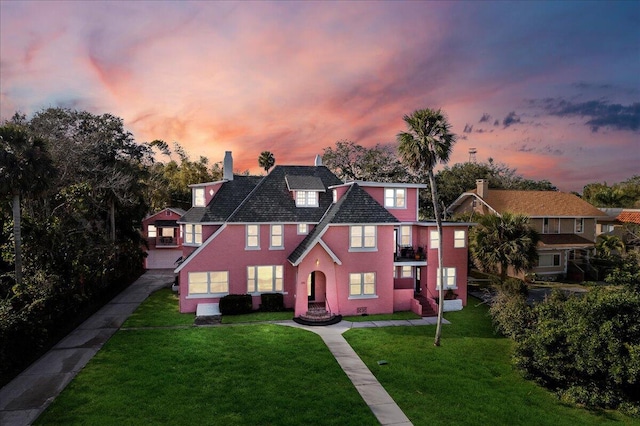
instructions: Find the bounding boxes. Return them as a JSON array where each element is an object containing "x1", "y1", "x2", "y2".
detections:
[
  {"x1": 179, "y1": 175, "x2": 262, "y2": 223},
  {"x1": 288, "y1": 183, "x2": 398, "y2": 265},
  {"x1": 227, "y1": 165, "x2": 343, "y2": 223},
  {"x1": 285, "y1": 175, "x2": 326, "y2": 191}
]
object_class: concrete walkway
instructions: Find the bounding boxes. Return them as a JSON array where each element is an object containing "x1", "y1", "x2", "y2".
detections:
[
  {"x1": 0, "y1": 269, "x2": 175, "y2": 426},
  {"x1": 0, "y1": 269, "x2": 446, "y2": 426}
]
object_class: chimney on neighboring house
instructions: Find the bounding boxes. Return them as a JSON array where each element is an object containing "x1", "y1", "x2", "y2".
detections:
[
  {"x1": 476, "y1": 179, "x2": 488, "y2": 198},
  {"x1": 314, "y1": 154, "x2": 323, "y2": 166},
  {"x1": 223, "y1": 151, "x2": 233, "y2": 181}
]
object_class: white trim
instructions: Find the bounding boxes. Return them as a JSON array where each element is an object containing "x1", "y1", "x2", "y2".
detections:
[
  {"x1": 175, "y1": 224, "x2": 227, "y2": 273},
  {"x1": 291, "y1": 237, "x2": 342, "y2": 266},
  {"x1": 384, "y1": 187, "x2": 407, "y2": 209},
  {"x1": 270, "y1": 224, "x2": 284, "y2": 250},
  {"x1": 332, "y1": 181, "x2": 427, "y2": 189},
  {"x1": 246, "y1": 224, "x2": 260, "y2": 249},
  {"x1": 188, "y1": 179, "x2": 229, "y2": 188}
]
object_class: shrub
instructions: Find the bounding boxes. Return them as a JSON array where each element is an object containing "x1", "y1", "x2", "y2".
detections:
[
  {"x1": 219, "y1": 294, "x2": 253, "y2": 315},
  {"x1": 489, "y1": 289, "x2": 533, "y2": 340},
  {"x1": 513, "y1": 287, "x2": 640, "y2": 412},
  {"x1": 260, "y1": 293, "x2": 284, "y2": 312},
  {"x1": 497, "y1": 277, "x2": 528, "y2": 297}
]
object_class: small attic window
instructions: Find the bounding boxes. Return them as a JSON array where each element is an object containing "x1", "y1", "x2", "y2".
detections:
[
  {"x1": 286, "y1": 175, "x2": 325, "y2": 208},
  {"x1": 296, "y1": 191, "x2": 318, "y2": 207},
  {"x1": 193, "y1": 188, "x2": 205, "y2": 207}
]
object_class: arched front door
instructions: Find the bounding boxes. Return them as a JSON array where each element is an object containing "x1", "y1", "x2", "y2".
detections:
[{"x1": 307, "y1": 271, "x2": 326, "y2": 303}]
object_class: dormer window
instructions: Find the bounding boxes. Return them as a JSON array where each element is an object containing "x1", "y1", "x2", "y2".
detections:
[
  {"x1": 296, "y1": 191, "x2": 318, "y2": 207},
  {"x1": 285, "y1": 175, "x2": 325, "y2": 208},
  {"x1": 193, "y1": 188, "x2": 205, "y2": 207}
]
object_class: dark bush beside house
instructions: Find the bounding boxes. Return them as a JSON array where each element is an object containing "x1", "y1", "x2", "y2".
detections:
[
  {"x1": 219, "y1": 294, "x2": 253, "y2": 315},
  {"x1": 260, "y1": 293, "x2": 284, "y2": 312}
]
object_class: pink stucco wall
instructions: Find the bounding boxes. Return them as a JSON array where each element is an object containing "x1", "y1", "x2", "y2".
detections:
[
  {"x1": 421, "y1": 225, "x2": 469, "y2": 306},
  {"x1": 360, "y1": 186, "x2": 420, "y2": 222}
]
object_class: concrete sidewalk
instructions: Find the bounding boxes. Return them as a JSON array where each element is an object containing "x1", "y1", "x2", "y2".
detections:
[
  {"x1": 283, "y1": 317, "x2": 449, "y2": 426},
  {"x1": 0, "y1": 269, "x2": 174, "y2": 426}
]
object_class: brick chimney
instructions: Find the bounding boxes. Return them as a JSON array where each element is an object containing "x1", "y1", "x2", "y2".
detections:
[
  {"x1": 476, "y1": 179, "x2": 488, "y2": 198},
  {"x1": 223, "y1": 151, "x2": 233, "y2": 181}
]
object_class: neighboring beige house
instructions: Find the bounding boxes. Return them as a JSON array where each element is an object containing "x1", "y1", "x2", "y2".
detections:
[{"x1": 447, "y1": 179, "x2": 607, "y2": 281}]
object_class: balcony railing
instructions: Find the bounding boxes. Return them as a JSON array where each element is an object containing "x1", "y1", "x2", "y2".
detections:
[
  {"x1": 156, "y1": 236, "x2": 178, "y2": 247},
  {"x1": 395, "y1": 246, "x2": 426, "y2": 262}
]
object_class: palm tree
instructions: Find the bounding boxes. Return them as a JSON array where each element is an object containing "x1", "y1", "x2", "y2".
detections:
[
  {"x1": 469, "y1": 212, "x2": 540, "y2": 282},
  {"x1": 0, "y1": 124, "x2": 53, "y2": 286},
  {"x1": 397, "y1": 108, "x2": 457, "y2": 346},
  {"x1": 596, "y1": 234, "x2": 625, "y2": 259},
  {"x1": 258, "y1": 151, "x2": 275, "y2": 173}
]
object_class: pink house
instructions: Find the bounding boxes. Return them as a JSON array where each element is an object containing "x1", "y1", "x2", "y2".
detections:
[
  {"x1": 142, "y1": 207, "x2": 186, "y2": 269},
  {"x1": 175, "y1": 152, "x2": 469, "y2": 322}
]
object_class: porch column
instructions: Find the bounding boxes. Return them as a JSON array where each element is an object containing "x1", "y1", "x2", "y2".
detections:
[{"x1": 295, "y1": 279, "x2": 308, "y2": 317}]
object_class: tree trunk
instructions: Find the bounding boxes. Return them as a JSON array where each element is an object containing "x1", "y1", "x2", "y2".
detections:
[
  {"x1": 12, "y1": 193, "x2": 22, "y2": 286},
  {"x1": 428, "y1": 169, "x2": 445, "y2": 347}
]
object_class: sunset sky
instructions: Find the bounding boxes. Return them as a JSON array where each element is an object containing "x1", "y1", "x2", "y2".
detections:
[{"x1": 1, "y1": 1, "x2": 638, "y2": 192}]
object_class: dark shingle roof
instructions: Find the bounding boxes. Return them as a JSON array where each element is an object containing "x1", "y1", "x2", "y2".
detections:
[
  {"x1": 285, "y1": 175, "x2": 326, "y2": 191},
  {"x1": 179, "y1": 175, "x2": 262, "y2": 223},
  {"x1": 228, "y1": 166, "x2": 342, "y2": 223}
]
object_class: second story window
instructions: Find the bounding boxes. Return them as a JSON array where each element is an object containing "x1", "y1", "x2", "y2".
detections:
[
  {"x1": 454, "y1": 230, "x2": 466, "y2": 248},
  {"x1": 399, "y1": 225, "x2": 412, "y2": 246},
  {"x1": 148, "y1": 224, "x2": 157, "y2": 238},
  {"x1": 184, "y1": 224, "x2": 202, "y2": 245},
  {"x1": 297, "y1": 223, "x2": 309, "y2": 235},
  {"x1": 543, "y1": 218, "x2": 560, "y2": 234},
  {"x1": 193, "y1": 188, "x2": 205, "y2": 207},
  {"x1": 575, "y1": 218, "x2": 584, "y2": 233},
  {"x1": 296, "y1": 191, "x2": 318, "y2": 207},
  {"x1": 385, "y1": 188, "x2": 406, "y2": 208},
  {"x1": 246, "y1": 224, "x2": 260, "y2": 249},
  {"x1": 350, "y1": 225, "x2": 376, "y2": 250},
  {"x1": 270, "y1": 224, "x2": 284, "y2": 249},
  {"x1": 430, "y1": 230, "x2": 440, "y2": 249}
]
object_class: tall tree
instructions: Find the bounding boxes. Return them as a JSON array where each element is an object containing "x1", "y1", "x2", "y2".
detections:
[
  {"x1": 469, "y1": 212, "x2": 540, "y2": 282},
  {"x1": 322, "y1": 140, "x2": 408, "y2": 183},
  {"x1": 397, "y1": 108, "x2": 457, "y2": 346},
  {"x1": 0, "y1": 124, "x2": 53, "y2": 285},
  {"x1": 258, "y1": 151, "x2": 275, "y2": 173}
]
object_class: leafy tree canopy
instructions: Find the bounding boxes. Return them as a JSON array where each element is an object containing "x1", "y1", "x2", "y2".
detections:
[
  {"x1": 322, "y1": 140, "x2": 408, "y2": 183},
  {"x1": 582, "y1": 176, "x2": 640, "y2": 208}
]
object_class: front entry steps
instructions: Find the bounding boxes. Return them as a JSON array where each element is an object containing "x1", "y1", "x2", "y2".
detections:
[
  {"x1": 294, "y1": 303, "x2": 342, "y2": 326},
  {"x1": 195, "y1": 303, "x2": 221, "y2": 325},
  {"x1": 414, "y1": 294, "x2": 437, "y2": 317}
]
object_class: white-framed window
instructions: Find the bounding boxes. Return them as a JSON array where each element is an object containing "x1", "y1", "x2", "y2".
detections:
[
  {"x1": 247, "y1": 265, "x2": 283, "y2": 293},
  {"x1": 436, "y1": 267, "x2": 456, "y2": 289},
  {"x1": 270, "y1": 224, "x2": 284, "y2": 249},
  {"x1": 401, "y1": 266, "x2": 413, "y2": 278},
  {"x1": 384, "y1": 188, "x2": 406, "y2": 208},
  {"x1": 184, "y1": 224, "x2": 202, "y2": 245},
  {"x1": 430, "y1": 230, "x2": 440, "y2": 249},
  {"x1": 350, "y1": 225, "x2": 376, "y2": 250},
  {"x1": 148, "y1": 224, "x2": 157, "y2": 238},
  {"x1": 193, "y1": 188, "x2": 205, "y2": 207},
  {"x1": 538, "y1": 253, "x2": 561, "y2": 267},
  {"x1": 575, "y1": 218, "x2": 584, "y2": 234},
  {"x1": 399, "y1": 225, "x2": 412, "y2": 247},
  {"x1": 601, "y1": 224, "x2": 614, "y2": 233},
  {"x1": 161, "y1": 227, "x2": 174, "y2": 237},
  {"x1": 332, "y1": 189, "x2": 338, "y2": 203},
  {"x1": 188, "y1": 271, "x2": 229, "y2": 296},
  {"x1": 349, "y1": 272, "x2": 376, "y2": 297},
  {"x1": 543, "y1": 218, "x2": 560, "y2": 234},
  {"x1": 297, "y1": 223, "x2": 309, "y2": 235},
  {"x1": 246, "y1": 224, "x2": 260, "y2": 249},
  {"x1": 454, "y1": 230, "x2": 466, "y2": 248},
  {"x1": 296, "y1": 191, "x2": 318, "y2": 207}
]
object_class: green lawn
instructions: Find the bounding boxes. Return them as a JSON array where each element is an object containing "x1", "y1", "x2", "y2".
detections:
[
  {"x1": 344, "y1": 302, "x2": 634, "y2": 425},
  {"x1": 38, "y1": 290, "x2": 636, "y2": 425}
]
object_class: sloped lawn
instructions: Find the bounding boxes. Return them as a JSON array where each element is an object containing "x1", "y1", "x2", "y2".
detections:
[
  {"x1": 344, "y1": 300, "x2": 634, "y2": 425},
  {"x1": 37, "y1": 290, "x2": 634, "y2": 425},
  {"x1": 37, "y1": 299, "x2": 376, "y2": 425}
]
